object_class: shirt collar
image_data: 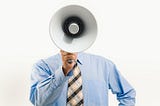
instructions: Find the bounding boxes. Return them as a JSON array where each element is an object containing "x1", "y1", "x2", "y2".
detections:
[{"x1": 77, "y1": 52, "x2": 83, "y2": 65}]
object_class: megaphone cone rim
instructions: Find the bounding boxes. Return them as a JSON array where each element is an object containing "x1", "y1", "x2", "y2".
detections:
[{"x1": 49, "y1": 4, "x2": 98, "y2": 53}]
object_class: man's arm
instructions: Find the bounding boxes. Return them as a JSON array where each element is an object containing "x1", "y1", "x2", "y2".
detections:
[
  {"x1": 29, "y1": 60, "x2": 68, "y2": 106},
  {"x1": 108, "y1": 63, "x2": 136, "y2": 106}
]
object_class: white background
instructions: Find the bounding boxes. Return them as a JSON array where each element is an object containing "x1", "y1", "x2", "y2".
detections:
[{"x1": 0, "y1": 0, "x2": 160, "y2": 106}]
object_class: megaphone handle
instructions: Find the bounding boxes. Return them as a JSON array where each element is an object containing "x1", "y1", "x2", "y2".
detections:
[{"x1": 67, "y1": 59, "x2": 77, "y2": 64}]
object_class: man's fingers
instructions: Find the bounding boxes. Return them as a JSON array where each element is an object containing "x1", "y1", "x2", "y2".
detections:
[
  {"x1": 62, "y1": 55, "x2": 76, "y2": 65},
  {"x1": 65, "y1": 60, "x2": 75, "y2": 66},
  {"x1": 63, "y1": 60, "x2": 76, "y2": 70},
  {"x1": 60, "y1": 50, "x2": 77, "y2": 56},
  {"x1": 67, "y1": 59, "x2": 75, "y2": 64},
  {"x1": 60, "y1": 50, "x2": 78, "y2": 75},
  {"x1": 65, "y1": 55, "x2": 77, "y2": 61},
  {"x1": 62, "y1": 55, "x2": 77, "y2": 61}
]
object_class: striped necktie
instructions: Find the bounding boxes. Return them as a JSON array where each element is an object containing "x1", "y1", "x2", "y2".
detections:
[{"x1": 67, "y1": 65, "x2": 84, "y2": 106}]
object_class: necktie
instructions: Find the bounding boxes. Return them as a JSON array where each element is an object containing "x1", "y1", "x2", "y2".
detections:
[{"x1": 67, "y1": 65, "x2": 84, "y2": 106}]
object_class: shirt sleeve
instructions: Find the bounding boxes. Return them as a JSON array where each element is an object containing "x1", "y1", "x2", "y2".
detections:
[
  {"x1": 29, "y1": 60, "x2": 68, "y2": 106},
  {"x1": 108, "y1": 63, "x2": 136, "y2": 106}
]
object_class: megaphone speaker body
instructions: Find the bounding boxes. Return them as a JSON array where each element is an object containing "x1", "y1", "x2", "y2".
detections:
[{"x1": 49, "y1": 5, "x2": 97, "y2": 53}]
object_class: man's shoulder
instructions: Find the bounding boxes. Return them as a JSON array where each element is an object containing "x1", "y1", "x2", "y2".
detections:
[
  {"x1": 80, "y1": 52, "x2": 114, "y2": 64},
  {"x1": 34, "y1": 53, "x2": 61, "y2": 67},
  {"x1": 32, "y1": 54, "x2": 61, "y2": 75}
]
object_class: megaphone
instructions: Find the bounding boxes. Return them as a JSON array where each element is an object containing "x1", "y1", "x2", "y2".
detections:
[{"x1": 49, "y1": 5, "x2": 97, "y2": 53}]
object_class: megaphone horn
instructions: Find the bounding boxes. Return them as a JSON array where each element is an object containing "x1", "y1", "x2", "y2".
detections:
[{"x1": 49, "y1": 5, "x2": 97, "y2": 53}]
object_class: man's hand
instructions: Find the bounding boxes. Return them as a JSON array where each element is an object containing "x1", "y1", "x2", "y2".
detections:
[{"x1": 60, "y1": 50, "x2": 77, "y2": 76}]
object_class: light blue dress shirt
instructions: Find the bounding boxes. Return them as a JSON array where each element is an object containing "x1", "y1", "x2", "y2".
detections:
[{"x1": 30, "y1": 53, "x2": 136, "y2": 106}]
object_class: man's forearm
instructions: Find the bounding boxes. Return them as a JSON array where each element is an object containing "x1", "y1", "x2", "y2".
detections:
[{"x1": 30, "y1": 66, "x2": 68, "y2": 106}]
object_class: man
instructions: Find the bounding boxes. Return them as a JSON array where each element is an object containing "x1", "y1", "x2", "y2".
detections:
[{"x1": 30, "y1": 50, "x2": 136, "y2": 106}]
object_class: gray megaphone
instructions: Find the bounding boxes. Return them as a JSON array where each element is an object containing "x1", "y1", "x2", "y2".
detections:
[{"x1": 49, "y1": 5, "x2": 97, "y2": 53}]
